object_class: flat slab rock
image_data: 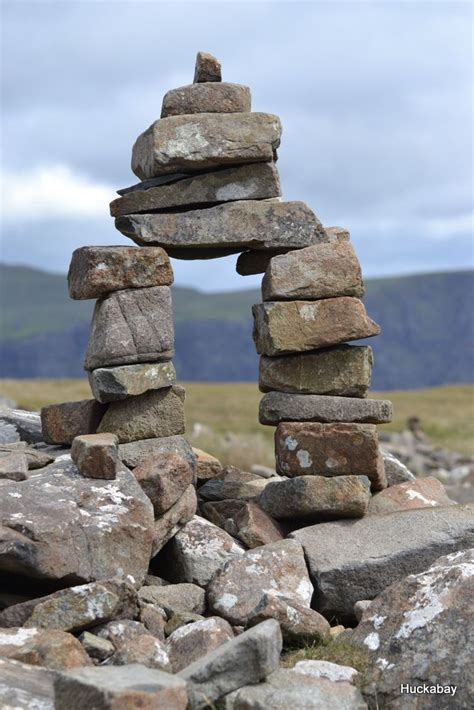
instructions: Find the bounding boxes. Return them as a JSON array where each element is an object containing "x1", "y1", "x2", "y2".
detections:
[
  {"x1": 253, "y1": 297, "x2": 380, "y2": 356},
  {"x1": 290, "y1": 504, "x2": 474, "y2": 621},
  {"x1": 260, "y1": 392, "x2": 393, "y2": 425},
  {"x1": 131, "y1": 112, "x2": 281, "y2": 179},
  {"x1": 67, "y1": 246, "x2": 173, "y2": 300},
  {"x1": 0, "y1": 628, "x2": 91, "y2": 671},
  {"x1": 84, "y1": 286, "x2": 174, "y2": 371},
  {"x1": 0, "y1": 408, "x2": 43, "y2": 444},
  {"x1": 0, "y1": 457, "x2": 154, "y2": 585},
  {"x1": 0, "y1": 657, "x2": 56, "y2": 710},
  {"x1": 110, "y1": 162, "x2": 281, "y2": 216},
  {"x1": 367, "y1": 476, "x2": 454, "y2": 515},
  {"x1": 161, "y1": 82, "x2": 251, "y2": 117},
  {"x1": 259, "y1": 345, "x2": 373, "y2": 397},
  {"x1": 119, "y1": 434, "x2": 196, "y2": 471},
  {"x1": 116, "y1": 199, "x2": 326, "y2": 255},
  {"x1": 89, "y1": 361, "x2": 176, "y2": 403}
]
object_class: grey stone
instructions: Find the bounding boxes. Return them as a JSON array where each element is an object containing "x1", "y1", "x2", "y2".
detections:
[
  {"x1": 0, "y1": 657, "x2": 56, "y2": 710},
  {"x1": 293, "y1": 659, "x2": 358, "y2": 684},
  {"x1": 67, "y1": 245, "x2": 173, "y2": 300},
  {"x1": 0, "y1": 443, "x2": 55, "y2": 470},
  {"x1": 165, "y1": 612, "x2": 205, "y2": 637},
  {"x1": 199, "y1": 476, "x2": 271, "y2": 501},
  {"x1": 79, "y1": 632, "x2": 114, "y2": 662},
  {"x1": 84, "y1": 286, "x2": 174, "y2": 371},
  {"x1": 194, "y1": 51, "x2": 221, "y2": 82},
  {"x1": 200, "y1": 500, "x2": 248, "y2": 528},
  {"x1": 152, "y1": 484, "x2": 197, "y2": 555},
  {"x1": 132, "y1": 449, "x2": 194, "y2": 515},
  {"x1": 179, "y1": 619, "x2": 282, "y2": 708},
  {"x1": 231, "y1": 502, "x2": 284, "y2": 548},
  {"x1": 131, "y1": 112, "x2": 281, "y2": 179},
  {"x1": 41, "y1": 400, "x2": 107, "y2": 446},
  {"x1": 367, "y1": 477, "x2": 454, "y2": 515},
  {"x1": 247, "y1": 593, "x2": 330, "y2": 646},
  {"x1": 259, "y1": 345, "x2": 373, "y2": 397},
  {"x1": 161, "y1": 82, "x2": 251, "y2": 117},
  {"x1": 97, "y1": 385, "x2": 185, "y2": 443},
  {"x1": 110, "y1": 162, "x2": 281, "y2": 216},
  {"x1": 381, "y1": 448, "x2": 416, "y2": 485},
  {"x1": 0, "y1": 628, "x2": 91, "y2": 670},
  {"x1": 138, "y1": 583, "x2": 206, "y2": 616},
  {"x1": 71, "y1": 433, "x2": 119, "y2": 480},
  {"x1": 0, "y1": 451, "x2": 28, "y2": 481},
  {"x1": 290, "y1": 505, "x2": 474, "y2": 621},
  {"x1": 0, "y1": 408, "x2": 43, "y2": 444},
  {"x1": 259, "y1": 475, "x2": 371, "y2": 522},
  {"x1": 353, "y1": 600, "x2": 372, "y2": 622},
  {"x1": 139, "y1": 604, "x2": 167, "y2": 641},
  {"x1": 90, "y1": 361, "x2": 177, "y2": 403},
  {"x1": 120, "y1": 435, "x2": 196, "y2": 471},
  {"x1": 96, "y1": 619, "x2": 170, "y2": 671},
  {"x1": 260, "y1": 392, "x2": 393, "y2": 425},
  {"x1": 167, "y1": 617, "x2": 234, "y2": 672},
  {"x1": 54, "y1": 664, "x2": 187, "y2": 709}
]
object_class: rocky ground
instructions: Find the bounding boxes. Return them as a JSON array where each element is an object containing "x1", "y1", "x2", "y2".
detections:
[{"x1": 0, "y1": 406, "x2": 473, "y2": 709}]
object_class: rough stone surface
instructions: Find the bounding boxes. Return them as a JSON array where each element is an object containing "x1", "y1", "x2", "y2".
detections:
[
  {"x1": 160, "y1": 516, "x2": 245, "y2": 587},
  {"x1": 293, "y1": 659, "x2": 358, "y2": 684},
  {"x1": 67, "y1": 245, "x2": 173, "y2": 300},
  {"x1": 0, "y1": 442, "x2": 55, "y2": 470},
  {"x1": 199, "y1": 476, "x2": 270, "y2": 501},
  {"x1": 54, "y1": 664, "x2": 187, "y2": 710},
  {"x1": 0, "y1": 580, "x2": 138, "y2": 631},
  {"x1": 275, "y1": 421, "x2": 386, "y2": 491},
  {"x1": 253, "y1": 297, "x2": 380, "y2": 356},
  {"x1": 41, "y1": 400, "x2": 107, "y2": 446},
  {"x1": 116, "y1": 200, "x2": 326, "y2": 254},
  {"x1": 247, "y1": 593, "x2": 330, "y2": 645},
  {"x1": 290, "y1": 505, "x2": 474, "y2": 621},
  {"x1": 194, "y1": 51, "x2": 221, "y2": 82},
  {"x1": 97, "y1": 385, "x2": 185, "y2": 443},
  {"x1": 260, "y1": 392, "x2": 393, "y2": 426},
  {"x1": 259, "y1": 475, "x2": 371, "y2": 522},
  {"x1": 139, "y1": 604, "x2": 167, "y2": 641},
  {"x1": 200, "y1": 500, "x2": 247, "y2": 528},
  {"x1": 161, "y1": 82, "x2": 251, "y2": 117},
  {"x1": 133, "y1": 450, "x2": 194, "y2": 516},
  {"x1": 353, "y1": 600, "x2": 372, "y2": 622},
  {"x1": 367, "y1": 476, "x2": 454, "y2": 515},
  {"x1": 120, "y1": 435, "x2": 196, "y2": 471},
  {"x1": 167, "y1": 617, "x2": 234, "y2": 672},
  {"x1": 259, "y1": 345, "x2": 373, "y2": 397},
  {"x1": 0, "y1": 628, "x2": 91, "y2": 670},
  {"x1": 97, "y1": 619, "x2": 170, "y2": 671},
  {"x1": 193, "y1": 447, "x2": 223, "y2": 481},
  {"x1": 165, "y1": 612, "x2": 205, "y2": 637},
  {"x1": 207, "y1": 539, "x2": 313, "y2": 625},
  {"x1": 111, "y1": 162, "x2": 281, "y2": 216},
  {"x1": 179, "y1": 619, "x2": 282, "y2": 708},
  {"x1": 131, "y1": 112, "x2": 281, "y2": 179},
  {"x1": 0, "y1": 657, "x2": 56, "y2": 709},
  {"x1": 152, "y1": 484, "x2": 197, "y2": 556},
  {"x1": 0, "y1": 458, "x2": 154, "y2": 585},
  {"x1": 138, "y1": 583, "x2": 206, "y2": 616},
  {"x1": 89, "y1": 361, "x2": 177, "y2": 403},
  {"x1": 71, "y1": 433, "x2": 119, "y2": 480},
  {"x1": 0, "y1": 409, "x2": 43, "y2": 444},
  {"x1": 262, "y1": 239, "x2": 364, "y2": 300},
  {"x1": 84, "y1": 286, "x2": 174, "y2": 370},
  {"x1": 79, "y1": 632, "x2": 114, "y2": 661},
  {"x1": 381, "y1": 448, "x2": 416, "y2": 485},
  {"x1": 0, "y1": 451, "x2": 28, "y2": 481},
  {"x1": 232, "y1": 502, "x2": 283, "y2": 548},
  {"x1": 350, "y1": 549, "x2": 474, "y2": 708}
]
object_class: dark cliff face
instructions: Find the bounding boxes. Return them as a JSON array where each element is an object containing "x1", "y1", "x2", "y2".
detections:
[{"x1": 0, "y1": 264, "x2": 473, "y2": 389}]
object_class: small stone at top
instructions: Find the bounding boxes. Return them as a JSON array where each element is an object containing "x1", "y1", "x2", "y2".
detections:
[{"x1": 194, "y1": 51, "x2": 221, "y2": 83}]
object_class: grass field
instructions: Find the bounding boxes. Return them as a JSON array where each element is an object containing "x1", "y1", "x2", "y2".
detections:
[{"x1": 1, "y1": 380, "x2": 473, "y2": 466}]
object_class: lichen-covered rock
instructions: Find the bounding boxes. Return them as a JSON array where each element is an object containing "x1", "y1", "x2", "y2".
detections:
[
  {"x1": 0, "y1": 657, "x2": 56, "y2": 709},
  {"x1": 132, "y1": 450, "x2": 194, "y2": 516},
  {"x1": 138, "y1": 583, "x2": 206, "y2": 616},
  {"x1": 367, "y1": 477, "x2": 454, "y2": 515},
  {"x1": 96, "y1": 620, "x2": 170, "y2": 671},
  {"x1": 207, "y1": 539, "x2": 313, "y2": 625},
  {"x1": 167, "y1": 617, "x2": 234, "y2": 672},
  {"x1": 0, "y1": 409, "x2": 43, "y2": 444},
  {"x1": 293, "y1": 659, "x2": 358, "y2": 684},
  {"x1": 247, "y1": 593, "x2": 330, "y2": 646},
  {"x1": 89, "y1": 361, "x2": 177, "y2": 403},
  {"x1": 260, "y1": 392, "x2": 393, "y2": 426},
  {"x1": 41, "y1": 400, "x2": 107, "y2": 446},
  {"x1": 381, "y1": 448, "x2": 416, "y2": 485},
  {"x1": 0, "y1": 628, "x2": 91, "y2": 670},
  {"x1": 119, "y1": 435, "x2": 196, "y2": 471}
]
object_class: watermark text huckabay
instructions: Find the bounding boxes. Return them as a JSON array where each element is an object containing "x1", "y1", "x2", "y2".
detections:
[{"x1": 401, "y1": 684, "x2": 457, "y2": 697}]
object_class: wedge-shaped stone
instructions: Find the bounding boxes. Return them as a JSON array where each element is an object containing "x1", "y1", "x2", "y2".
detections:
[
  {"x1": 89, "y1": 361, "x2": 176, "y2": 403},
  {"x1": 0, "y1": 658, "x2": 56, "y2": 710},
  {"x1": 97, "y1": 386, "x2": 185, "y2": 443},
  {"x1": 152, "y1": 484, "x2": 197, "y2": 556},
  {"x1": 161, "y1": 82, "x2": 251, "y2": 117},
  {"x1": 119, "y1": 435, "x2": 196, "y2": 471},
  {"x1": 194, "y1": 51, "x2": 221, "y2": 82},
  {"x1": 247, "y1": 594, "x2": 330, "y2": 646},
  {"x1": 253, "y1": 297, "x2": 380, "y2": 356},
  {"x1": 133, "y1": 449, "x2": 194, "y2": 516},
  {"x1": 0, "y1": 629, "x2": 91, "y2": 671},
  {"x1": 138, "y1": 583, "x2": 205, "y2": 616},
  {"x1": 132, "y1": 112, "x2": 281, "y2": 179},
  {"x1": 110, "y1": 163, "x2": 281, "y2": 216},
  {"x1": 262, "y1": 240, "x2": 363, "y2": 301},
  {"x1": 260, "y1": 392, "x2": 393, "y2": 425},
  {"x1": 290, "y1": 505, "x2": 474, "y2": 621},
  {"x1": 41, "y1": 399, "x2": 107, "y2": 446},
  {"x1": 67, "y1": 246, "x2": 173, "y2": 300},
  {"x1": 116, "y1": 200, "x2": 326, "y2": 254},
  {"x1": 167, "y1": 617, "x2": 234, "y2": 672},
  {"x1": 275, "y1": 422, "x2": 386, "y2": 490},
  {"x1": 259, "y1": 345, "x2": 373, "y2": 396},
  {"x1": 84, "y1": 286, "x2": 174, "y2": 371}
]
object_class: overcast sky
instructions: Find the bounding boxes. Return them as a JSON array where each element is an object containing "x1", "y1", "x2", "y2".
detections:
[{"x1": 1, "y1": 0, "x2": 472, "y2": 291}]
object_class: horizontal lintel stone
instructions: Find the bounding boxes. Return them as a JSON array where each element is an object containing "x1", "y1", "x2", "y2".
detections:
[
  {"x1": 259, "y1": 392, "x2": 393, "y2": 426},
  {"x1": 161, "y1": 82, "x2": 251, "y2": 117},
  {"x1": 88, "y1": 362, "x2": 176, "y2": 403}
]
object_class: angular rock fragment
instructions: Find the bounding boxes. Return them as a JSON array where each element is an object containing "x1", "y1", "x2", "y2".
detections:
[
  {"x1": 200, "y1": 499, "x2": 247, "y2": 528},
  {"x1": 275, "y1": 421, "x2": 386, "y2": 490},
  {"x1": 116, "y1": 200, "x2": 326, "y2": 253},
  {"x1": 0, "y1": 657, "x2": 56, "y2": 710},
  {"x1": 139, "y1": 604, "x2": 167, "y2": 641},
  {"x1": 247, "y1": 593, "x2": 330, "y2": 645},
  {"x1": 0, "y1": 408, "x2": 43, "y2": 444},
  {"x1": 165, "y1": 612, "x2": 205, "y2": 637},
  {"x1": 152, "y1": 484, "x2": 197, "y2": 555},
  {"x1": 133, "y1": 450, "x2": 194, "y2": 515},
  {"x1": 232, "y1": 502, "x2": 283, "y2": 548},
  {"x1": 253, "y1": 297, "x2": 380, "y2": 356},
  {"x1": 194, "y1": 51, "x2": 221, "y2": 82},
  {"x1": 97, "y1": 385, "x2": 185, "y2": 443},
  {"x1": 138, "y1": 583, "x2": 206, "y2": 616},
  {"x1": 367, "y1": 476, "x2": 454, "y2": 515},
  {"x1": 41, "y1": 399, "x2": 107, "y2": 445},
  {"x1": 111, "y1": 162, "x2": 281, "y2": 216},
  {"x1": 199, "y1": 476, "x2": 270, "y2": 501},
  {"x1": 290, "y1": 505, "x2": 474, "y2": 620},
  {"x1": 71, "y1": 433, "x2": 119, "y2": 480},
  {"x1": 380, "y1": 448, "x2": 416, "y2": 485},
  {"x1": 67, "y1": 246, "x2": 173, "y2": 300},
  {"x1": 96, "y1": 619, "x2": 170, "y2": 670},
  {"x1": 79, "y1": 632, "x2": 114, "y2": 662},
  {"x1": 159, "y1": 516, "x2": 245, "y2": 587},
  {"x1": 120, "y1": 435, "x2": 196, "y2": 471},
  {"x1": 193, "y1": 447, "x2": 223, "y2": 481},
  {"x1": 167, "y1": 617, "x2": 234, "y2": 672},
  {"x1": 207, "y1": 539, "x2": 313, "y2": 625},
  {"x1": 179, "y1": 619, "x2": 282, "y2": 708},
  {"x1": 54, "y1": 664, "x2": 187, "y2": 710},
  {"x1": 260, "y1": 392, "x2": 393, "y2": 425},
  {"x1": 89, "y1": 361, "x2": 177, "y2": 403},
  {"x1": 0, "y1": 443, "x2": 55, "y2": 470},
  {"x1": 0, "y1": 628, "x2": 91, "y2": 670},
  {"x1": 262, "y1": 239, "x2": 364, "y2": 300},
  {"x1": 293, "y1": 659, "x2": 358, "y2": 684},
  {"x1": 0, "y1": 451, "x2": 28, "y2": 481},
  {"x1": 132, "y1": 112, "x2": 281, "y2": 179},
  {"x1": 84, "y1": 286, "x2": 174, "y2": 370},
  {"x1": 259, "y1": 475, "x2": 371, "y2": 522},
  {"x1": 259, "y1": 345, "x2": 373, "y2": 397},
  {"x1": 161, "y1": 82, "x2": 251, "y2": 117}
]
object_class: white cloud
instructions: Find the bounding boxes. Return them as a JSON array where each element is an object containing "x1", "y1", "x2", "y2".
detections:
[{"x1": 0, "y1": 164, "x2": 115, "y2": 221}]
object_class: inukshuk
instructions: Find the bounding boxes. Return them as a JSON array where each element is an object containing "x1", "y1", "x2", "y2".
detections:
[{"x1": 43, "y1": 50, "x2": 393, "y2": 528}]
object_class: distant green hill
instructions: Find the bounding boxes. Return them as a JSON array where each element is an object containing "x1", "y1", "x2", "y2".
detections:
[{"x1": 0, "y1": 263, "x2": 473, "y2": 389}]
